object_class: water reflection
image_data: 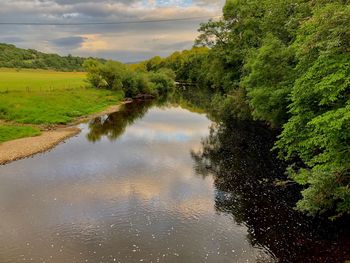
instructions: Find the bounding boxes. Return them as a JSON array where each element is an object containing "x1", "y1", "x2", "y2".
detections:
[
  {"x1": 0, "y1": 92, "x2": 349, "y2": 263},
  {"x1": 0, "y1": 102, "x2": 269, "y2": 263},
  {"x1": 87, "y1": 101, "x2": 153, "y2": 142},
  {"x1": 192, "y1": 117, "x2": 350, "y2": 262}
]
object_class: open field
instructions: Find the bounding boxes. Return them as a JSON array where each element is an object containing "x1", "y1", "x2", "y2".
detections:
[
  {"x1": 0, "y1": 69, "x2": 124, "y2": 142},
  {"x1": 0, "y1": 68, "x2": 86, "y2": 92}
]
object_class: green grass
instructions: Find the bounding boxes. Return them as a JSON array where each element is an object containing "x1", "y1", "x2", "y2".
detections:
[
  {"x1": 0, "y1": 68, "x2": 124, "y2": 142},
  {"x1": 0, "y1": 68, "x2": 86, "y2": 92},
  {"x1": 0, "y1": 125, "x2": 41, "y2": 143},
  {"x1": 0, "y1": 69, "x2": 124, "y2": 125}
]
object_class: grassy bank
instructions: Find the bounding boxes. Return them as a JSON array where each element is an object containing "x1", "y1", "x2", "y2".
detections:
[
  {"x1": 0, "y1": 69, "x2": 124, "y2": 142},
  {"x1": 0, "y1": 125, "x2": 41, "y2": 143}
]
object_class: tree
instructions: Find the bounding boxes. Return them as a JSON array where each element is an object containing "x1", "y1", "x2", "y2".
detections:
[
  {"x1": 145, "y1": 56, "x2": 164, "y2": 71},
  {"x1": 242, "y1": 34, "x2": 296, "y2": 127},
  {"x1": 83, "y1": 59, "x2": 104, "y2": 88},
  {"x1": 84, "y1": 59, "x2": 176, "y2": 98},
  {"x1": 276, "y1": 3, "x2": 350, "y2": 217}
]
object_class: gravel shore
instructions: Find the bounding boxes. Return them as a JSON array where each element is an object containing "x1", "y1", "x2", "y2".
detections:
[
  {"x1": 0, "y1": 127, "x2": 80, "y2": 165},
  {"x1": 0, "y1": 102, "x2": 127, "y2": 165}
]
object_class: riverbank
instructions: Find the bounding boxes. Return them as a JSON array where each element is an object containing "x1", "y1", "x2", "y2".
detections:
[
  {"x1": 0, "y1": 127, "x2": 80, "y2": 165},
  {"x1": 0, "y1": 68, "x2": 125, "y2": 141},
  {"x1": 0, "y1": 102, "x2": 127, "y2": 165}
]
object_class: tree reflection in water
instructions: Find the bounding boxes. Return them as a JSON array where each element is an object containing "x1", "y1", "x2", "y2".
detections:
[
  {"x1": 87, "y1": 100, "x2": 154, "y2": 142},
  {"x1": 192, "y1": 117, "x2": 350, "y2": 263},
  {"x1": 85, "y1": 88, "x2": 350, "y2": 262}
]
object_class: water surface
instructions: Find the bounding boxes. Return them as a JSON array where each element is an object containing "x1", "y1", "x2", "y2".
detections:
[
  {"x1": 0, "y1": 102, "x2": 270, "y2": 262},
  {"x1": 0, "y1": 100, "x2": 349, "y2": 263}
]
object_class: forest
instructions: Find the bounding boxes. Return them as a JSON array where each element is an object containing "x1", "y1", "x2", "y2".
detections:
[{"x1": 135, "y1": 0, "x2": 350, "y2": 218}]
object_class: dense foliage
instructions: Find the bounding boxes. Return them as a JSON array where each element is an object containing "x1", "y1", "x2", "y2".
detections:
[
  {"x1": 0, "y1": 43, "x2": 101, "y2": 71},
  {"x1": 142, "y1": 0, "x2": 350, "y2": 217},
  {"x1": 83, "y1": 59, "x2": 175, "y2": 98}
]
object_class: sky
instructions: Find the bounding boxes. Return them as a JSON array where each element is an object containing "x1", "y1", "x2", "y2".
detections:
[{"x1": 0, "y1": 0, "x2": 225, "y2": 62}]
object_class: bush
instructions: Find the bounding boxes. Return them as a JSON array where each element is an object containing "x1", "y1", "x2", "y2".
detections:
[
  {"x1": 148, "y1": 71, "x2": 175, "y2": 95},
  {"x1": 84, "y1": 59, "x2": 175, "y2": 98}
]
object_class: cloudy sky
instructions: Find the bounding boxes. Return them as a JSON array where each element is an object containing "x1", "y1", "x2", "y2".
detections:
[{"x1": 0, "y1": 0, "x2": 225, "y2": 62}]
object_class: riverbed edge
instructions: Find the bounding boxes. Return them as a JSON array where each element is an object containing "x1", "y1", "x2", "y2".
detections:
[{"x1": 0, "y1": 101, "x2": 129, "y2": 165}]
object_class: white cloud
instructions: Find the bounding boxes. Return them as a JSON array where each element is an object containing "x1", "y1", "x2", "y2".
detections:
[{"x1": 0, "y1": 0, "x2": 225, "y2": 61}]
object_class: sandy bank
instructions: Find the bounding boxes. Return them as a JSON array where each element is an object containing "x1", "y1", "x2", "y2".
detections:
[
  {"x1": 0, "y1": 127, "x2": 80, "y2": 165},
  {"x1": 0, "y1": 102, "x2": 127, "y2": 165}
]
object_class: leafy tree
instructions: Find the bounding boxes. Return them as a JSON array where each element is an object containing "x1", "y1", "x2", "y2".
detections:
[
  {"x1": 148, "y1": 71, "x2": 175, "y2": 94},
  {"x1": 122, "y1": 71, "x2": 139, "y2": 97},
  {"x1": 84, "y1": 59, "x2": 176, "y2": 98},
  {"x1": 276, "y1": 53, "x2": 350, "y2": 216},
  {"x1": 98, "y1": 61, "x2": 126, "y2": 90},
  {"x1": 157, "y1": 68, "x2": 176, "y2": 80},
  {"x1": 275, "y1": 3, "x2": 350, "y2": 217},
  {"x1": 83, "y1": 59, "x2": 104, "y2": 88},
  {"x1": 145, "y1": 56, "x2": 164, "y2": 71},
  {"x1": 242, "y1": 34, "x2": 296, "y2": 127}
]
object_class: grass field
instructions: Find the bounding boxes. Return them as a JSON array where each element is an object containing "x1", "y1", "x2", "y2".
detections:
[
  {"x1": 0, "y1": 125, "x2": 41, "y2": 143},
  {"x1": 0, "y1": 68, "x2": 86, "y2": 92},
  {"x1": 0, "y1": 69, "x2": 124, "y2": 142}
]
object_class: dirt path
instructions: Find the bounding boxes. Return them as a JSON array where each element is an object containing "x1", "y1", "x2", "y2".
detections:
[{"x1": 0, "y1": 102, "x2": 128, "y2": 165}]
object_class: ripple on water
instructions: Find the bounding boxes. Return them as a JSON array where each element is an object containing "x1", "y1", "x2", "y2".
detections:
[{"x1": 0, "y1": 103, "x2": 322, "y2": 263}]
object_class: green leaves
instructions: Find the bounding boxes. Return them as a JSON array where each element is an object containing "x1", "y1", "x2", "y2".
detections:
[
  {"x1": 196, "y1": 0, "x2": 350, "y2": 217},
  {"x1": 83, "y1": 59, "x2": 176, "y2": 98},
  {"x1": 265, "y1": 1, "x2": 350, "y2": 217},
  {"x1": 242, "y1": 34, "x2": 295, "y2": 126}
]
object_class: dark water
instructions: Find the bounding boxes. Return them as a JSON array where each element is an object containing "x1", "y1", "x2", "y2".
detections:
[{"x1": 0, "y1": 100, "x2": 349, "y2": 263}]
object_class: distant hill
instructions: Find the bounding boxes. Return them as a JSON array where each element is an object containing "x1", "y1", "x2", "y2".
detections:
[{"x1": 0, "y1": 43, "x2": 105, "y2": 72}]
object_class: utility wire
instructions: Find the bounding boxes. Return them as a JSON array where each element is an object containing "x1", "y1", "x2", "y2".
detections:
[{"x1": 0, "y1": 15, "x2": 221, "y2": 26}]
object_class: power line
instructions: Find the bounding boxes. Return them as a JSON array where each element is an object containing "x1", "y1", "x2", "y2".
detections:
[{"x1": 0, "y1": 15, "x2": 221, "y2": 26}]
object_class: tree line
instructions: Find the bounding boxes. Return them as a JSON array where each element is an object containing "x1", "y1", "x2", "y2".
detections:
[
  {"x1": 0, "y1": 43, "x2": 99, "y2": 71},
  {"x1": 141, "y1": 0, "x2": 350, "y2": 218}
]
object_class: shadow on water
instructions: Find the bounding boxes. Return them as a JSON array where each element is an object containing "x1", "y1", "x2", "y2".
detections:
[
  {"x1": 86, "y1": 91, "x2": 181, "y2": 143},
  {"x1": 87, "y1": 100, "x2": 154, "y2": 142},
  {"x1": 191, "y1": 115, "x2": 350, "y2": 263},
  {"x1": 75, "y1": 87, "x2": 349, "y2": 262}
]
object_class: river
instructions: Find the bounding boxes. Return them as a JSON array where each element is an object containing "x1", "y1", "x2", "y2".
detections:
[{"x1": 0, "y1": 98, "x2": 349, "y2": 263}]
